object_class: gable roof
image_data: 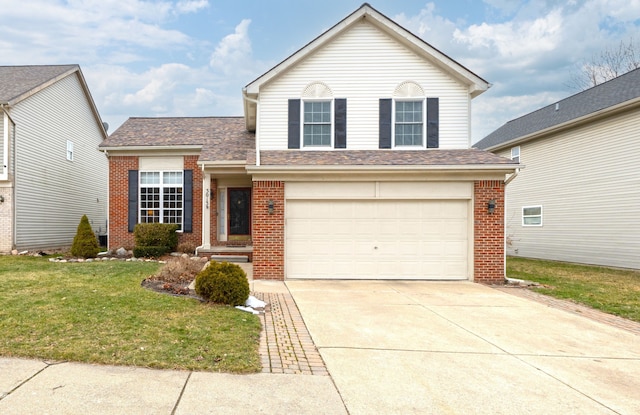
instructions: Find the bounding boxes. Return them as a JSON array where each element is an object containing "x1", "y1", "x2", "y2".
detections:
[
  {"x1": 100, "y1": 116, "x2": 255, "y2": 164},
  {"x1": 242, "y1": 3, "x2": 489, "y2": 132},
  {"x1": 475, "y1": 67, "x2": 640, "y2": 151},
  {"x1": 0, "y1": 65, "x2": 79, "y2": 105},
  {"x1": 0, "y1": 64, "x2": 107, "y2": 140}
]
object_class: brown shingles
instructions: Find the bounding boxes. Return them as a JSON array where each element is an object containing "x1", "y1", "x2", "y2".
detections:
[
  {"x1": 256, "y1": 149, "x2": 517, "y2": 166},
  {"x1": 0, "y1": 65, "x2": 78, "y2": 104},
  {"x1": 101, "y1": 117, "x2": 255, "y2": 163}
]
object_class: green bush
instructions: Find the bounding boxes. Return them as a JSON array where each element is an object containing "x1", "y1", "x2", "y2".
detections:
[
  {"x1": 133, "y1": 246, "x2": 169, "y2": 259},
  {"x1": 134, "y1": 223, "x2": 179, "y2": 249},
  {"x1": 195, "y1": 261, "x2": 250, "y2": 306},
  {"x1": 70, "y1": 215, "x2": 100, "y2": 258}
]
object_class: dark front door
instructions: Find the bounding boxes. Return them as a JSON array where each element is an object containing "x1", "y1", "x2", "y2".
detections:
[{"x1": 228, "y1": 188, "x2": 251, "y2": 237}]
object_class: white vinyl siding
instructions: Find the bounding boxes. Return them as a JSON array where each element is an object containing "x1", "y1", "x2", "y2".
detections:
[
  {"x1": 12, "y1": 73, "x2": 108, "y2": 250},
  {"x1": 258, "y1": 21, "x2": 470, "y2": 150},
  {"x1": 501, "y1": 108, "x2": 640, "y2": 269}
]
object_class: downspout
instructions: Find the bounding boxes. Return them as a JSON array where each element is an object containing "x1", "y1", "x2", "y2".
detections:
[
  {"x1": 195, "y1": 163, "x2": 207, "y2": 256},
  {"x1": 242, "y1": 92, "x2": 260, "y2": 166},
  {"x1": 503, "y1": 168, "x2": 520, "y2": 279}
]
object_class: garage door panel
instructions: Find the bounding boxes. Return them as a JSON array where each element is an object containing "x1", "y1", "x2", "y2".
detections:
[{"x1": 286, "y1": 199, "x2": 469, "y2": 280}]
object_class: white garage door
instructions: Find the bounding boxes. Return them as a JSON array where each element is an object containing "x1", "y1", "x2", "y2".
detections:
[{"x1": 286, "y1": 199, "x2": 469, "y2": 280}]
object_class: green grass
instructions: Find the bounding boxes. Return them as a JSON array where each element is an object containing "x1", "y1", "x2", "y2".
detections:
[
  {"x1": 0, "y1": 256, "x2": 262, "y2": 373},
  {"x1": 507, "y1": 257, "x2": 640, "y2": 323}
]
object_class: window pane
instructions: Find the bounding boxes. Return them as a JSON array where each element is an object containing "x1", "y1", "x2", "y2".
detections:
[
  {"x1": 140, "y1": 172, "x2": 160, "y2": 185},
  {"x1": 303, "y1": 101, "x2": 332, "y2": 147},
  {"x1": 163, "y1": 171, "x2": 183, "y2": 185},
  {"x1": 523, "y1": 207, "x2": 541, "y2": 216},
  {"x1": 523, "y1": 217, "x2": 541, "y2": 225},
  {"x1": 395, "y1": 100, "x2": 423, "y2": 146}
]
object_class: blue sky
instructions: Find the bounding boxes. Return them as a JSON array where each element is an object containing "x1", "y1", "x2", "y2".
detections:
[{"x1": 2, "y1": 0, "x2": 640, "y2": 142}]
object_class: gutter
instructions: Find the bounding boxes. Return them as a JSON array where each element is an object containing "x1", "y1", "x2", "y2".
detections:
[{"x1": 504, "y1": 167, "x2": 521, "y2": 185}]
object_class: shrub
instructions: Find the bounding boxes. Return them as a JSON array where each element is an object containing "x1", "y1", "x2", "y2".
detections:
[
  {"x1": 133, "y1": 223, "x2": 179, "y2": 258},
  {"x1": 70, "y1": 215, "x2": 100, "y2": 258},
  {"x1": 177, "y1": 242, "x2": 197, "y2": 255},
  {"x1": 151, "y1": 257, "x2": 205, "y2": 284},
  {"x1": 195, "y1": 261, "x2": 249, "y2": 306}
]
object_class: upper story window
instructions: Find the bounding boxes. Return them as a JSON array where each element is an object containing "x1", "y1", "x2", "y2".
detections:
[
  {"x1": 66, "y1": 140, "x2": 74, "y2": 161},
  {"x1": 395, "y1": 100, "x2": 423, "y2": 146},
  {"x1": 379, "y1": 81, "x2": 438, "y2": 149},
  {"x1": 303, "y1": 100, "x2": 332, "y2": 147},
  {"x1": 511, "y1": 146, "x2": 520, "y2": 163},
  {"x1": 139, "y1": 171, "x2": 183, "y2": 230},
  {"x1": 289, "y1": 82, "x2": 346, "y2": 150}
]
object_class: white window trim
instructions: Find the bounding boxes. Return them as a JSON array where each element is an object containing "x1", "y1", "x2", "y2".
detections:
[
  {"x1": 66, "y1": 140, "x2": 74, "y2": 161},
  {"x1": 301, "y1": 98, "x2": 334, "y2": 149},
  {"x1": 511, "y1": 146, "x2": 520, "y2": 163},
  {"x1": 522, "y1": 205, "x2": 543, "y2": 227},
  {"x1": 392, "y1": 98, "x2": 426, "y2": 149},
  {"x1": 139, "y1": 170, "x2": 184, "y2": 232}
]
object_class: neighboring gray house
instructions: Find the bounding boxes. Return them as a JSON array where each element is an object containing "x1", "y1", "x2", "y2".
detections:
[
  {"x1": 475, "y1": 68, "x2": 640, "y2": 269},
  {"x1": 0, "y1": 65, "x2": 108, "y2": 252}
]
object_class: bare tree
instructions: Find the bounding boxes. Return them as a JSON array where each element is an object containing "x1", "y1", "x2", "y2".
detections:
[{"x1": 567, "y1": 38, "x2": 640, "y2": 91}]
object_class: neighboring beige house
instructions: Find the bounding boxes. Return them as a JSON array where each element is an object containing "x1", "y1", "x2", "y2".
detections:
[
  {"x1": 0, "y1": 65, "x2": 108, "y2": 252},
  {"x1": 475, "y1": 68, "x2": 640, "y2": 269},
  {"x1": 102, "y1": 4, "x2": 517, "y2": 283}
]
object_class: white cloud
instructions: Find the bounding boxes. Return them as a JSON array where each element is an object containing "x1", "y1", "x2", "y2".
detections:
[
  {"x1": 209, "y1": 19, "x2": 254, "y2": 76},
  {"x1": 176, "y1": 0, "x2": 209, "y2": 14}
]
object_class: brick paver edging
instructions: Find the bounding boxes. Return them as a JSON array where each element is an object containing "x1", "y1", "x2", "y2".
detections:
[
  {"x1": 495, "y1": 287, "x2": 640, "y2": 335},
  {"x1": 253, "y1": 292, "x2": 328, "y2": 376}
]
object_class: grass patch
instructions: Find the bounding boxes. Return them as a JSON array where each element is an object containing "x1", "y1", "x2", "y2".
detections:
[
  {"x1": 0, "y1": 256, "x2": 261, "y2": 373},
  {"x1": 507, "y1": 257, "x2": 640, "y2": 323}
]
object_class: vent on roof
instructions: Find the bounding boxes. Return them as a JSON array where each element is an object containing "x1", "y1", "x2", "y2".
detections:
[{"x1": 555, "y1": 103, "x2": 559, "y2": 111}]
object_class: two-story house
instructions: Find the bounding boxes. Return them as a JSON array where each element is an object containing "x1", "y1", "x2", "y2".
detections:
[
  {"x1": 0, "y1": 65, "x2": 108, "y2": 253},
  {"x1": 101, "y1": 4, "x2": 518, "y2": 282}
]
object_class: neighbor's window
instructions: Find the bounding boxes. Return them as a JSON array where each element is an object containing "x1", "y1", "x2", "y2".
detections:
[
  {"x1": 303, "y1": 100, "x2": 332, "y2": 147},
  {"x1": 139, "y1": 171, "x2": 183, "y2": 230},
  {"x1": 66, "y1": 140, "x2": 74, "y2": 161},
  {"x1": 511, "y1": 146, "x2": 520, "y2": 163},
  {"x1": 522, "y1": 205, "x2": 542, "y2": 226},
  {"x1": 395, "y1": 100, "x2": 423, "y2": 146}
]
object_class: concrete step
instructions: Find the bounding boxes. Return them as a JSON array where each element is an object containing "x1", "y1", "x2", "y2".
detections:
[{"x1": 208, "y1": 254, "x2": 249, "y2": 263}]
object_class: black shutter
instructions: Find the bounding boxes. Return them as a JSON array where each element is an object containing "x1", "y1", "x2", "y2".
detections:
[
  {"x1": 427, "y1": 98, "x2": 439, "y2": 148},
  {"x1": 288, "y1": 99, "x2": 301, "y2": 149},
  {"x1": 334, "y1": 98, "x2": 347, "y2": 149},
  {"x1": 128, "y1": 170, "x2": 138, "y2": 233},
  {"x1": 183, "y1": 170, "x2": 193, "y2": 233},
  {"x1": 379, "y1": 98, "x2": 392, "y2": 149}
]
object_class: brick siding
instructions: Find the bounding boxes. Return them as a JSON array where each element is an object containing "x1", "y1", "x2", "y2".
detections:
[
  {"x1": 473, "y1": 180, "x2": 506, "y2": 284},
  {"x1": 252, "y1": 180, "x2": 285, "y2": 280},
  {"x1": 108, "y1": 155, "x2": 202, "y2": 250},
  {"x1": 0, "y1": 187, "x2": 13, "y2": 252}
]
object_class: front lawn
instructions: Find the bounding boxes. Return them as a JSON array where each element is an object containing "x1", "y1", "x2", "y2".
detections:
[
  {"x1": 0, "y1": 256, "x2": 262, "y2": 373},
  {"x1": 507, "y1": 257, "x2": 640, "y2": 323}
]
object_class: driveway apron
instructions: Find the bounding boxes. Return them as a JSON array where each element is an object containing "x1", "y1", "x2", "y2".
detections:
[{"x1": 286, "y1": 280, "x2": 640, "y2": 415}]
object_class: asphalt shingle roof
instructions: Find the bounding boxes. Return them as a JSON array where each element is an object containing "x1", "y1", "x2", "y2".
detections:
[
  {"x1": 0, "y1": 65, "x2": 78, "y2": 105},
  {"x1": 104, "y1": 117, "x2": 515, "y2": 168},
  {"x1": 253, "y1": 149, "x2": 517, "y2": 166},
  {"x1": 101, "y1": 117, "x2": 255, "y2": 163},
  {"x1": 475, "y1": 67, "x2": 640, "y2": 150}
]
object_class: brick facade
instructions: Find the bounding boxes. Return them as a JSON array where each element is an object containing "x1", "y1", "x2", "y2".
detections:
[
  {"x1": 473, "y1": 180, "x2": 506, "y2": 284},
  {"x1": 108, "y1": 155, "x2": 202, "y2": 250},
  {"x1": 108, "y1": 156, "x2": 138, "y2": 249},
  {"x1": 251, "y1": 180, "x2": 285, "y2": 280}
]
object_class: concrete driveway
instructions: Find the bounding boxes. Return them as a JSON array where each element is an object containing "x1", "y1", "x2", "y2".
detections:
[{"x1": 286, "y1": 280, "x2": 640, "y2": 415}]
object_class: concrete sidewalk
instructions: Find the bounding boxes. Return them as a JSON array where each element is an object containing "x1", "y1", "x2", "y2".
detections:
[
  {"x1": 0, "y1": 279, "x2": 347, "y2": 415},
  {"x1": 0, "y1": 358, "x2": 346, "y2": 414},
  {"x1": 287, "y1": 280, "x2": 640, "y2": 415}
]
